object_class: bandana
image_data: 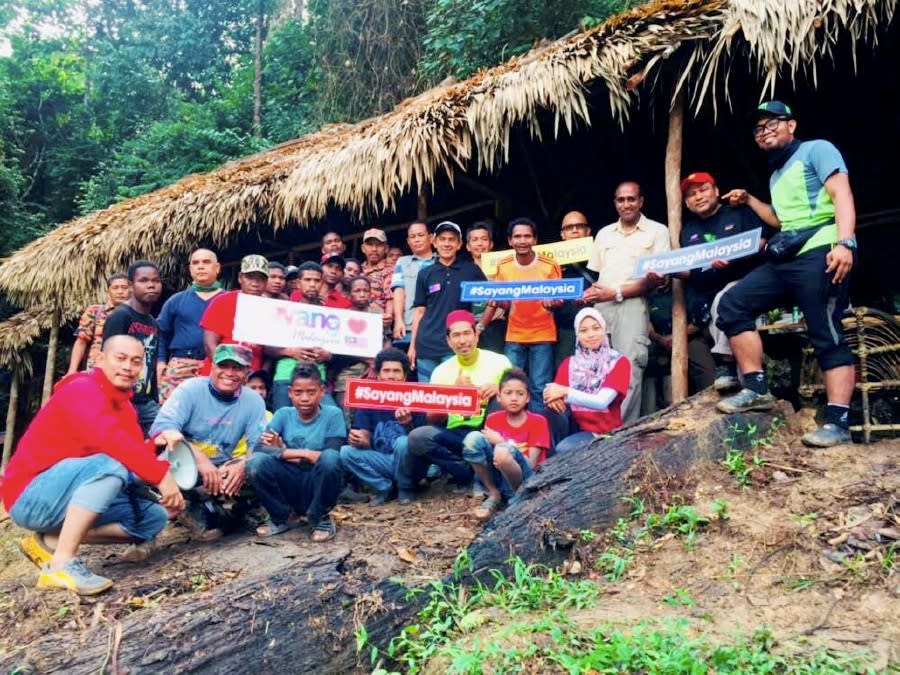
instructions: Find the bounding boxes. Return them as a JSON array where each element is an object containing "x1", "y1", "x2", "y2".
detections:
[{"x1": 192, "y1": 281, "x2": 223, "y2": 292}]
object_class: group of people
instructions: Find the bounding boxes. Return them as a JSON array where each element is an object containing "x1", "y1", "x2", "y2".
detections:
[{"x1": 0, "y1": 100, "x2": 858, "y2": 596}]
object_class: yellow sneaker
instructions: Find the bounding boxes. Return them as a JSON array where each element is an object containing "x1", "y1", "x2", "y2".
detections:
[
  {"x1": 37, "y1": 558, "x2": 114, "y2": 596},
  {"x1": 18, "y1": 533, "x2": 53, "y2": 568}
]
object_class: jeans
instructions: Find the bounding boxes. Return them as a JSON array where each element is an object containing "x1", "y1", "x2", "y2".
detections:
[
  {"x1": 415, "y1": 355, "x2": 451, "y2": 384},
  {"x1": 245, "y1": 450, "x2": 343, "y2": 526},
  {"x1": 339, "y1": 437, "x2": 406, "y2": 494},
  {"x1": 504, "y1": 342, "x2": 554, "y2": 413},
  {"x1": 271, "y1": 382, "x2": 338, "y2": 413},
  {"x1": 9, "y1": 454, "x2": 167, "y2": 542},
  {"x1": 555, "y1": 431, "x2": 597, "y2": 454},
  {"x1": 398, "y1": 425, "x2": 474, "y2": 490},
  {"x1": 461, "y1": 432, "x2": 533, "y2": 500},
  {"x1": 134, "y1": 398, "x2": 161, "y2": 439}
]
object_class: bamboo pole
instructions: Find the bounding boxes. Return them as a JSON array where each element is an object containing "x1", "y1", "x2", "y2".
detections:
[
  {"x1": 2, "y1": 371, "x2": 19, "y2": 470},
  {"x1": 665, "y1": 90, "x2": 688, "y2": 402},
  {"x1": 41, "y1": 314, "x2": 60, "y2": 406},
  {"x1": 417, "y1": 189, "x2": 428, "y2": 221}
]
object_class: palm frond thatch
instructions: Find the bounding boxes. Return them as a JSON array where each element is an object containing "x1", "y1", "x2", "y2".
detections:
[{"x1": 0, "y1": 0, "x2": 894, "y2": 370}]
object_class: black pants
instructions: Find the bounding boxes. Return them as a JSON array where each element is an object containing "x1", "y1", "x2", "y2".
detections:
[{"x1": 716, "y1": 247, "x2": 855, "y2": 371}]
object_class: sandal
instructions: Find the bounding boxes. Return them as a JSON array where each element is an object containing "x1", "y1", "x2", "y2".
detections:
[
  {"x1": 311, "y1": 517, "x2": 336, "y2": 543},
  {"x1": 473, "y1": 496, "x2": 502, "y2": 522},
  {"x1": 256, "y1": 521, "x2": 300, "y2": 538}
]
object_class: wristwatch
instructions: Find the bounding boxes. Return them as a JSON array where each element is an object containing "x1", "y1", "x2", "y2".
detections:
[
  {"x1": 836, "y1": 238, "x2": 857, "y2": 250},
  {"x1": 614, "y1": 286, "x2": 624, "y2": 303},
  {"x1": 475, "y1": 323, "x2": 486, "y2": 333}
]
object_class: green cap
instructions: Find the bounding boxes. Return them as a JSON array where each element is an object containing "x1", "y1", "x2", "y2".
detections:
[
  {"x1": 212, "y1": 343, "x2": 252, "y2": 367},
  {"x1": 240, "y1": 254, "x2": 269, "y2": 277}
]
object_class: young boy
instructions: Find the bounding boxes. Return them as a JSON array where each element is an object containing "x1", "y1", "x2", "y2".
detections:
[
  {"x1": 339, "y1": 348, "x2": 423, "y2": 506},
  {"x1": 247, "y1": 363, "x2": 346, "y2": 541},
  {"x1": 462, "y1": 368, "x2": 550, "y2": 521}
]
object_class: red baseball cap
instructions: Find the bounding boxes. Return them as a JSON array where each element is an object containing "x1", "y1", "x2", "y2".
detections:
[
  {"x1": 446, "y1": 309, "x2": 476, "y2": 329},
  {"x1": 680, "y1": 172, "x2": 716, "y2": 194}
]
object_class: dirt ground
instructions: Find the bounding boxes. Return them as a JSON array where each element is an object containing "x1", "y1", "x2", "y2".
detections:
[{"x1": 0, "y1": 413, "x2": 897, "y2": 671}]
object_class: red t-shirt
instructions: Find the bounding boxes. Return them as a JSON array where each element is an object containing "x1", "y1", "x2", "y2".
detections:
[
  {"x1": 199, "y1": 290, "x2": 264, "y2": 371},
  {"x1": 483, "y1": 410, "x2": 552, "y2": 466},
  {"x1": 292, "y1": 288, "x2": 352, "y2": 309},
  {"x1": 554, "y1": 357, "x2": 630, "y2": 434}
]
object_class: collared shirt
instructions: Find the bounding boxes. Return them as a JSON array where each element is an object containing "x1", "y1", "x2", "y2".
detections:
[
  {"x1": 391, "y1": 252, "x2": 437, "y2": 329},
  {"x1": 586, "y1": 214, "x2": 670, "y2": 286},
  {"x1": 73, "y1": 301, "x2": 116, "y2": 369},
  {"x1": 362, "y1": 259, "x2": 393, "y2": 313}
]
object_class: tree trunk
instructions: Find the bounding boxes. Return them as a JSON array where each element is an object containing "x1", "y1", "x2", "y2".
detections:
[
  {"x1": 2, "y1": 371, "x2": 19, "y2": 469},
  {"x1": 41, "y1": 316, "x2": 59, "y2": 406},
  {"x1": 665, "y1": 89, "x2": 688, "y2": 402},
  {"x1": 1, "y1": 392, "x2": 782, "y2": 672},
  {"x1": 252, "y1": 0, "x2": 266, "y2": 136}
]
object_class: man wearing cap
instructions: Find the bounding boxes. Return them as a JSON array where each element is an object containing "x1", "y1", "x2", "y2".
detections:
[
  {"x1": 391, "y1": 221, "x2": 436, "y2": 350},
  {"x1": 409, "y1": 220, "x2": 488, "y2": 382},
  {"x1": 553, "y1": 211, "x2": 597, "y2": 368},
  {"x1": 156, "y1": 249, "x2": 224, "y2": 402},
  {"x1": 200, "y1": 254, "x2": 269, "y2": 373},
  {"x1": 676, "y1": 172, "x2": 777, "y2": 392},
  {"x1": 151, "y1": 343, "x2": 267, "y2": 539},
  {"x1": 285, "y1": 265, "x2": 300, "y2": 295},
  {"x1": 716, "y1": 101, "x2": 858, "y2": 448},
  {"x1": 2, "y1": 335, "x2": 184, "y2": 595},
  {"x1": 318, "y1": 254, "x2": 352, "y2": 308},
  {"x1": 361, "y1": 228, "x2": 394, "y2": 335},
  {"x1": 583, "y1": 181, "x2": 669, "y2": 424},
  {"x1": 397, "y1": 310, "x2": 512, "y2": 503}
]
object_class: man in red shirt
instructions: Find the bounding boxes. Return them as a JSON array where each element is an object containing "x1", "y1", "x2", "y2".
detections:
[
  {"x1": 315, "y1": 254, "x2": 352, "y2": 309},
  {"x1": 1, "y1": 335, "x2": 184, "y2": 596},
  {"x1": 200, "y1": 254, "x2": 269, "y2": 372}
]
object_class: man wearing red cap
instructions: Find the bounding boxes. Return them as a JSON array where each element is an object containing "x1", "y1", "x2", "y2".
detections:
[
  {"x1": 397, "y1": 309, "x2": 512, "y2": 504},
  {"x1": 677, "y1": 171, "x2": 777, "y2": 392}
]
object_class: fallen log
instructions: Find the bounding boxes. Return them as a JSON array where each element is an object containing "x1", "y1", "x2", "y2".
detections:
[{"x1": 0, "y1": 392, "x2": 783, "y2": 673}]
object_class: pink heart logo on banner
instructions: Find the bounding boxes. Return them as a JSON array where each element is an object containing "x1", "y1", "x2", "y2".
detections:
[{"x1": 348, "y1": 318, "x2": 367, "y2": 335}]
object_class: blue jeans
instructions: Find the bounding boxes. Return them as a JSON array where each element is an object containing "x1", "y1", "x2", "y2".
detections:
[
  {"x1": 555, "y1": 431, "x2": 597, "y2": 454},
  {"x1": 461, "y1": 432, "x2": 533, "y2": 500},
  {"x1": 504, "y1": 342, "x2": 554, "y2": 413},
  {"x1": 246, "y1": 450, "x2": 343, "y2": 526},
  {"x1": 134, "y1": 398, "x2": 161, "y2": 438},
  {"x1": 271, "y1": 382, "x2": 338, "y2": 413},
  {"x1": 415, "y1": 354, "x2": 451, "y2": 383},
  {"x1": 339, "y1": 437, "x2": 406, "y2": 494},
  {"x1": 398, "y1": 425, "x2": 474, "y2": 490},
  {"x1": 9, "y1": 454, "x2": 168, "y2": 542}
]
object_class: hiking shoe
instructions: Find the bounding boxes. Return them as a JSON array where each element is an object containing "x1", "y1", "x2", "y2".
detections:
[
  {"x1": 339, "y1": 485, "x2": 370, "y2": 504},
  {"x1": 801, "y1": 423, "x2": 852, "y2": 448},
  {"x1": 716, "y1": 388, "x2": 776, "y2": 414},
  {"x1": 714, "y1": 364, "x2": 740, "y2": 392},
  {"x1": 37, "y1": 558, "x2": 113, "y2": 596},
  {"x1": 425, "y1": 464, "x2": 443, "y2": 480},
  {"x1": 369, "y1": 490, "x2": 394, "y2": 507},
  {"x1": 19, "y1": 533, "x2": 53, "y2": 568},
  {"x1": 397, "y1": 490, "x2": 415, "y2": 505},
  {"x1": 120, "y1": 539, "x2": 158, "y2": 563},
  {"x1": 177, "y1": 502, "x2": 223, "y2": 542}
]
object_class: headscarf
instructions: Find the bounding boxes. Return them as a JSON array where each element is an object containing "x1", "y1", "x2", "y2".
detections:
[{"x1": 568, "y1": 307, "x2": 621, "y2": 395}]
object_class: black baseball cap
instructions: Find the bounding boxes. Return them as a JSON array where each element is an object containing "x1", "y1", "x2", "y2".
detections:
[
  {"x1": 322, "y1": 254, "x2": 346, "y2": 268},
  {"x1": 750, "y1": 100, "x2": 794, "y2": 122}
]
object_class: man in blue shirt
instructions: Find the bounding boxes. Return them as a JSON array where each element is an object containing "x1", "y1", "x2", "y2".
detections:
[
  {"x1": 340, "y1": 348, "x2": 423, "y2": 506},
  {"x1": 248, "y1": 362, "x2": 346, "y2": 541},
  {"x1": 157, "y1": 249, "x2": 224, "y2": 402}
]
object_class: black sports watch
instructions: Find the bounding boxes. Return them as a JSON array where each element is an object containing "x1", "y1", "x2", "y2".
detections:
[{"x1": 836, "y1": 238, "x2": 857, "y2": 249}]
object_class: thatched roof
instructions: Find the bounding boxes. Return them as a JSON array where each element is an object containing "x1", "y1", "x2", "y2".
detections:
[{"x1": 0, "y1": 0, "x2": 895, "y2": 351}]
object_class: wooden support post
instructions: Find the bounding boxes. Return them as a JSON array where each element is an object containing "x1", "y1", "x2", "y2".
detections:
[
  {"x1": 417, "y1": 189, "x2": 428, "y2": 221},
  {"x1": 41, "y1": 315, "x2": 60, "y2": 406},
  {"x1": 2, "y1": 371, "x2": 19, "y2": 470},
  {"x1": 665, "y1": 90, "x2": 688, "y2": 402}
]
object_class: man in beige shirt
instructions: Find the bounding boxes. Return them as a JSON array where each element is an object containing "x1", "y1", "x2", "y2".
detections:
[{"x1": 583, "y1": 181, "x2": 669, "y2": 423}]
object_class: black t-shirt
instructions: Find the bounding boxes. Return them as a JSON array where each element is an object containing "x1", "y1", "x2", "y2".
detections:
[
  {"x1": 413, "y1": 258, "x2": 486, "y2": 359},
  {"x1": 102, "y1": 303, "x2": 159, "y2": 403},
  {"x1": 680, "y1": 204, "x2": 773, "y2": 299}
]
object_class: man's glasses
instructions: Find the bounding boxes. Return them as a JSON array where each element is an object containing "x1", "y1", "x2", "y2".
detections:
[
  {"x1": 752, "y1": 117, "x2": 788, "y2": 137},
  {"x1": 562, "y1": 223, "x2": 589, "y2": 230}
]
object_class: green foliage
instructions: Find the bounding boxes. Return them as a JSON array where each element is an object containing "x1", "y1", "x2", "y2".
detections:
[
  {"x1": 420, "y1": 0, "x2": 638, "y2": 83},
  {"x1": 722, "y1": 419, "x2": 782, "y2": 486}
]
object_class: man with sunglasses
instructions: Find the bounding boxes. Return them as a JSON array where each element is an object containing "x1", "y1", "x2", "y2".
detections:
[{"x1": 716, "y1": 101, "x2": 858, "y2": 448}]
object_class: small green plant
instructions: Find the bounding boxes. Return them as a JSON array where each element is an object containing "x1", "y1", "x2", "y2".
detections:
[
  {"x1": 788, "y1": 512, "x2": 818, "y2": 527},
  {"x1": 595, "y1": 548, "x2": 632, "y2": 582},
  {"x1": 778, "y1": 576, "x2": 817, "y2": 592},
  {"x1": 711, "y1": 499, "x2": 730, "y2": 522},
  {"x1": 662, "y1": 587, "x2": 696, "y2": 607},
  {"x1": 579, "y1": 528, "x2": 596, "y2": 543},
  {"x1": 727, "y1": 554, "x2": 747, "y2": 576},
  {"x1": 881, "y1": 543, "x2": 896, "y2": 573}
]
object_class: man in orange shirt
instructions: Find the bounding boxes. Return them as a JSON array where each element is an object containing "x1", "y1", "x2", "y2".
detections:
[{"x1": 480, "y1": 217, "x2": 561, "y2": 412}]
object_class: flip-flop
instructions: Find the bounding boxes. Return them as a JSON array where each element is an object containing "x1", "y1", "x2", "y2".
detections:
[
  {"x1": 311, "y1": 518, "x2": 336, "y2": 542},
  {"x1": 473, "y1": 496, "x2": 502, "y2": 522},
  {"x1": 256, "y1": 521, "x2": 300, "y2": 538}
]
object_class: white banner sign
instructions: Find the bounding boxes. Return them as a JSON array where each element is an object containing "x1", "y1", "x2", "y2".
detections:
[
  {"x1": 233, "y1": 295, "x2": 382, "y2": 358},
  {"x1": 633, "y1": 229, "x2": 761, "y2": 277}
]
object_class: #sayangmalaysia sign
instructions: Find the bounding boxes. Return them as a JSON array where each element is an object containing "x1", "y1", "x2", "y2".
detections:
[
  {"x1": 460, "y1": 278, "x2": 584, "y2": 302},
  {"x1": 233, "y1": 295, "x2": 381, "y2": 358},
  {"x1": 633, "y1": 229, "x2": 761, "y2": 277},
  {"x1": 480, "y1": 237, "x2": 593, "y2": 276},
  {"x1": 344, "y1": 379, "x2": 481, "y2": 415}
]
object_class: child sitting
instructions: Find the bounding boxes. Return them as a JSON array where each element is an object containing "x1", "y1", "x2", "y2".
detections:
[{"x1": 461, "y1": 368, "x2": 550, "y2": 521}]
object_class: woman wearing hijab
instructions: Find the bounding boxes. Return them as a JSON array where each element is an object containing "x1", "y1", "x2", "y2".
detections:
[{"x1": 543, "y1": 308, "x2": 632, "y2": 453}]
